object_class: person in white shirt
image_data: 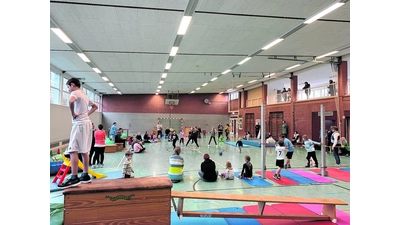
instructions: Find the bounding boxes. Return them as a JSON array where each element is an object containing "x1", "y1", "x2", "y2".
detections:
[{"x1": 220, "y1": 161, "x2": 234, "y2": 180}]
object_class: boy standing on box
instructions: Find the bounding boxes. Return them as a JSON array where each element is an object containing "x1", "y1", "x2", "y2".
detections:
[
  {"x1": 58, "y1": 78, "x2": 98, "y2": 188},
  {"x1": 122, "y1": 150, "x2": 135, "y2": 178}
]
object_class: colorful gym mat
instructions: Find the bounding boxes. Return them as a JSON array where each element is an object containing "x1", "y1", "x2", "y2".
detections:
[
  {"x1": 171, "y1": 204, "x2": 349, "y2": 225},
  {"x1": 241, "y1": 140, "x2": 261, "y2": 147},
  {"x1": 225, "y1": 142, "x2": 250, "y2": 148},
  {"x1": 274, "y1": 170, "x2": 317, "y2": 184},
  {"x1": 310, "y1": 168, "x2": 350, "y2": 182},
  {"x1": 255, "y1": 170, "x2": 299, "y2": 186},
  {"x1": 289, "y1": 169, "x2": 337, "y2": 183},
  {"x1": 234, "y1": 172, "x2": 273, "y2": 187}
]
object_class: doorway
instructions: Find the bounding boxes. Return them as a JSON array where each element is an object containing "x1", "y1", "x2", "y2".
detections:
[{"x1": 269, "y1": 112, "x2": 284, "y2": 139}]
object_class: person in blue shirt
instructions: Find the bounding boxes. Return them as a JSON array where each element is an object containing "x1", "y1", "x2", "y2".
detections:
[
  {"x1": 279, "y1": 133, "x2": 295, "y2": 169},
  {"x1": 302, "y1": 135, "x2": 320, "y2": 168},
  {"x1": 109, "y1": 122, "x2": 117, "y2": 142}
]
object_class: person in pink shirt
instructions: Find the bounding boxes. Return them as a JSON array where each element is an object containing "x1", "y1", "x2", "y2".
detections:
[
  {"x1": 133, "y1": 139, "x2": 146, "y2": 153},
  {"x1": 179, "y1": 130, "x2": 185, "y2": 147},
  {"x1": 92, "y1": 124, "x2": 107, "y2": 168}
]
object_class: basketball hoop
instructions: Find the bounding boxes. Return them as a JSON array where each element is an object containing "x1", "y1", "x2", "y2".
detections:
[{"x1": 169, "y1": 101, "x2": 174, "y2": 109}]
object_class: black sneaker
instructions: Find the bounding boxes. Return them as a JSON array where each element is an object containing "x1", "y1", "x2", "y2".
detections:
[
  {"x1": 288, "y1": 164, "x2": 291, "y2": 168},
  {"x1": 284, "y1": 164, "x2": 288, "y2": 169},
  {"x1": 79, "y1": 174, "x2": 92, "y2": 184},
  {"x1": 305, "y1": 165, "x2": 310, "y2": 168},
  {"x1": 273, "y1": 174, "x2": 279, "y2": 180},
  {"x1": 277, "y1": 174, "x2": 281, "y2": 180},
  {"x1": 58, "y1": 177, "x2": 81, "y2": 189}
]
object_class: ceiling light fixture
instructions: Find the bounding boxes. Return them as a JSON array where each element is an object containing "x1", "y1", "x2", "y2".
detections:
[
  {"x1": 304, "y1": 2, "x2": 345, "y2": 24},
  {"x1": 236, "y1": 84, "x2": 243, "y2": 88},
  {"x1": 177, "y1": 16, "x2": 192, "y2": 35},
  {"x1": 77, "y1": 53, "x2": 90, "y2": 62},
  {"x1": 50, "y1": 28, "x2": 72, "y2": 43},
  {"x1": 248, "y1": 80, "x2": 257, "y2": 83},
  {"x1": 202, "y1": 83, "x2": 208, "y2": 86},
  {"x1": 158, "y1": 85, "x2": 162, "y2": 88},
  {"x1": 159, "y1": 80, "x2": 164, "y2": 84},
  {"x1": 92, "y1": 68, "x2": 101, "y2": 73},
  {"x1": 316, "y1": 51, "x2": 339, "y2": 59},
  {"x1": 165, "y1": 63, "x2": 172, "y2": 70},
  {"x1": 101, "y1": 77, "x2": 109, "y2": 81},
  {"x1": 262, "y1": 38, "x2": 284, "y2": 50},
  {"x1": 170, "y1": 47, "x2": 179, "y2": 56},
  {"x1": 196, "y1": 87, "x2": 200, "y2": 90},
  {"x1": 109, "y1": 83, "x2": 114, "y2": 87},
  {"x1": 210, "y1": 77, "x2": 218, "y2": 81},
  {"x1": 221, "y1": 69, "x2": 231, "y2": 75},
  {"x1": 238, "y1": 57, "x2": 252, "y2": 65},
  {"x1": 161, "y1": 73, "x2": 167, "y2": 78},
  {"x1": 285, "y1": 64, "x2": 301, "y2": 70}
]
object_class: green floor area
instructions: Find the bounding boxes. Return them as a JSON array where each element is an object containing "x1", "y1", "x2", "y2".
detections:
[{"x1": 50, "y1": 137, "x2": 350, "y2": 224}]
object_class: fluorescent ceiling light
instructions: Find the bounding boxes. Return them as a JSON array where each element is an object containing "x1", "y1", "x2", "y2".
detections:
[
  {"x1": 262, "y1": 38, "x2": 284, "y2": 50},
  {"x1": 51, "y1": 28, "x2": 72, "y2": 43},
  {"x1": 101, "y1": 77, "x2": 109, "y2": 81},
  {"x1": 156, "y1": 89, "x2": 160, "y2": 92},
  {"x1": 285, "y1": 64, "x2": 301, "y2": 70},
  {"x1": 177, "y1": 16, "x2": 192, "y2": 35},
  {"x1": 316, "y1": 51, "x2": 339, "y2": 59},
  {"x1": 236, "y1": 84, "x2": 243, "y2": 88},
  {"x1": 202, "y1": 83, "x2": 208, "y2": 86},
  {"x1": 238, "y1": 57, "x2": 252, "y2": 65},
  {"x1": 159, "y1": 80, "x2": 164, "y2": 84},
  {"x1": 117, "y1": 91, "x2": 122, "y2": 95},
  {"x1": 221, "y1": 69, "x2": 231, "y2": 75},
  {"x1": 165, "y1": 63, "x2": 172, "y2": 69},
  {"x1": 108, "y1": 83, "x2": 114, "y2": 87},
  {"x1": 219, "y1": 92, "x2": 224, "y2": 94},
  {"x1": 211, "y1": 77, "x2": 218, "y2": 81},
  {"x1": 113, "y1": 88, "x2": 117, "y2": 90},
  {"x1": 158, "y1": 86, "x2": 162, "y2": 88},
  {"x1": 304, "y1": 3, "x2": 345, "y2": 24},
  {"x1": 227, "y1": 88, "x2": 233, "y2": 92},
  {"x1": 161, "y1": 73, "x2": 167, "y2": 78},
  {"x1": 170, "y1": 47, "x2": 179, "y2": 56},
  {"x1": 248, "y1": 80, "x2": 257, "y2": 83},
  {"x1": 155, "y1": 93, "x2": 159, "y2": 95},
  {"x1": 77, "y1": 53, "x2": 90, "y2": 62},
  {"x1": 190, "y1": 91, "x2": 195, "y2": 93},
  {"x1": 196, "y1": 87, "x2": 200, "y2": 90},
  {"x1": 92, "y1": 68, "x2": 101, "y2": 73}
]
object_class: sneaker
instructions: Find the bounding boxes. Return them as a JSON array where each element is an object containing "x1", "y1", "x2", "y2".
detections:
[
  {"x1": 273, "y1": 174, "x2": 279, "y2": 180},
  {"x1": 305, "y1": 165, "x2": 310, "y2": 168},
  {"x1": 284, "y1": 164, "x2": 288, "y2": 169},
  {"x1": 335, "y1": 164, "x2": 341, "y2": 167},
  {"x1": 92, "y1": 164, "x2": 97, "y2": 169},
  {"x1": 216, "y1": 145, "x2": 218, "y2": 148},
  {"x1": 79, "y1": 174, "x2": 92, "y2": 184},
  {"x1": 99, "y1": 164, "x2": 104, "y2": 168},
  {"x1": 58, "y1": 177, "x2": 80, "y2": 188},
  {"x1": 288, "y1": 164, "x2": 291, "y2": 168},
  {"x1": 277, "y1": 174, "x2": 281, "y2": 180}
]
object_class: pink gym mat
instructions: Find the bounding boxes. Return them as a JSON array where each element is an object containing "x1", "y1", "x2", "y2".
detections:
[
  {"x1": 300, "y1": 204, "x2": 350, "y2": 225},
  {"x1": 289, "y1": 169, "x2": 337, "y2": 183},
  {"x1": 310, "y1": 168, "x2": 350, "y2": 182}
]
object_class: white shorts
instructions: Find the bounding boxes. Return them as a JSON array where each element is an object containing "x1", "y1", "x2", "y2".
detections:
[{"x1": 66, "y1": 121, "x2": 92, "y2": 154}]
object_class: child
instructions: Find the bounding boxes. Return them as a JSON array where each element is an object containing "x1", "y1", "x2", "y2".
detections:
[
  {"x1": 274, "y1": 140, "x2": 286, "y2": 180},
  {"x1": 122, "y1": 150, "x2": 134, "y2": 178},
  {"x1": 236, "y1": 137, "x2": 243, "y2": 153},
  {"x1": 168, "y1": 147, "x2": 184, "y2": 183},
  {"x1": 266, "y1": 135, "x2": 276, "y2": 153},
  {"x1": 340, "y1": 137, "x2": 350, "y2": 156},
  {"x1": 238, "y1": 155, "x2": 253, "y2": 180},
  {"x1": 302, "y1": 135, "x2": 320, "y2": 168},
  {"x1": 220, "y1": 161, "x2": 234, "y2": 180}
]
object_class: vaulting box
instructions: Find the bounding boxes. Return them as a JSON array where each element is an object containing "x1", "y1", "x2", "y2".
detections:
[
  {"x1": 63, "y1": 176, "x2": 173, "y2": 224},
  {"x1": 104, "y1": 144, "x2": 117, "y2": 153}
]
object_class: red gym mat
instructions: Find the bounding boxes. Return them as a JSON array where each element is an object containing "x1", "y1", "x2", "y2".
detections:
[
  {"x1": 310, "y1": 168, "x2": 350, "y2": 182},
  {"x1": 243, "y1": 204, "x2": 298, "y2": 225},
  {"x1": 255, "y1": 170, "x2": 299, "y2": 186}
]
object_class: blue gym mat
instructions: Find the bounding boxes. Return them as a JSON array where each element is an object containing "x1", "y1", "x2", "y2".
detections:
[
  {"x1": 234, "y1": 172, "x2": 273, "y2": 187},
  {"x1": 218, "y1": 207, "x2": 261, "y2": 225},
  {"x1": 225, "y1": 142, "x2": 250, "y2": 148},
  {"x1": 274, "y1": 170, "x2": 317, "y2": 184},
  {"x1": 241, "y1": 140, "x2": 261, "y2": 147},
  {"x1": 171, "y1": 209, "x2": 228, "y2": 225},
  {"x1": 340, "y1": 167, "x2": 350, "y2": 172}
]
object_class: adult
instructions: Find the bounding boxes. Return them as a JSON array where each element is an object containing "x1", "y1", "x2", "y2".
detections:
[
  {"x1": 303, "y1": 82, "x2": 311, "y2": 99},
  {"x1": 326, "y1": 126, "x2": 334, "y2": 153},
  {"x1": 328, "y1": 79, "x2": 336, "y2": 96},
  {"x1": 115, "y1": 128, "x2": 127, "y2": 149},
  {"x1": 291, "y1": 131, "x2": 300, "y2": 144},
  {"x1": 165, "y1": 127, "x2": 171, "y2": 140},
  {"x1": 92, "y1": 124, "x2": 107, "y2": 168},
  {"x1": 282, "y1": 120, "x2": 288, "y2": 138},
  {"x1": 331, "y1": 126, "x2": 342, "y2": 166},
  {"x1": 168, "y1": 147, "x2": 184, "y2": 183},
  {"x1": 143, "y1": 131, "x2": 151, "y2": 143},
  {"x1": 88, "y1": 122, "x2": 96, "y2": 167},
  {"x1": 58, "y1": 77, "x2": 98, "y2": 188},
  {"x1": 198, "y1": 153, "x2": 218, "y2": 182},
  {"x1": 135, "y1": 131, "x2": 143, "y2": 142},
  {"x1": 281, "y1": 87, "x2": 288, "y2": 102},
  {"x1": 217, "y1": 123, "x2": 224, "y2": 138},
  {"x1": 255, "y1": 122, "x2": 261, "y2": 139},
  {"x1": 109, "y1": 122, "x2": 117, "y2": 142},
  {"x1": 156, "y1": 122, "x2": 163, "y2": 139}
]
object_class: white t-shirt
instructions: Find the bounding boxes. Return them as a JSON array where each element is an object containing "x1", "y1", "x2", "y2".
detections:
[
  {"x1": 225, "y1": 168, "x2": 235, "y2": 180},
  {"x1": 70, "y1": 90, "x2": 94, "y2": 124},
  {"x1": 275, "y1": 145, "x2": 286, "y2": 160}
]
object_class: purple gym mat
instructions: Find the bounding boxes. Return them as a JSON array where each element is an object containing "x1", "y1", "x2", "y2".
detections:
[{"x1": 290, "y1": 169, "x2": 337, "y2": 183}]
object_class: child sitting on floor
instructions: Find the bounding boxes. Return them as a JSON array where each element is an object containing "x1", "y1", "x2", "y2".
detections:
[{"x1": 220, "y1": 161, "x2": 234, "y2": 180}]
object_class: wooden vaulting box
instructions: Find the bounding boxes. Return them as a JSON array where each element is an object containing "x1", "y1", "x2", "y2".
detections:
[{"x1": 63, "y1": 176, "x2": 173, "y2": 224}]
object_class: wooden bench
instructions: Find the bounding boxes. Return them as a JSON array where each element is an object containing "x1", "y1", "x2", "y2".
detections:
[{"x1": 171, "y1": 191, "x2": 348, "y2": 223}]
